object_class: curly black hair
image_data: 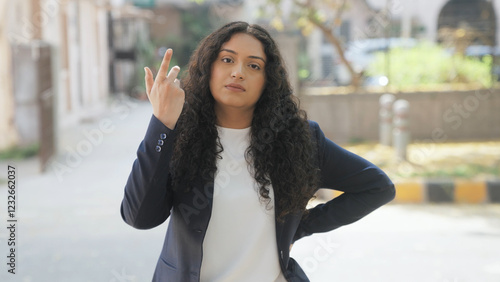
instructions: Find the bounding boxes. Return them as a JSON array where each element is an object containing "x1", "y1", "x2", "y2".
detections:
[{"x1": 170, "y1": 21, "x2": 319, "y2": 219}]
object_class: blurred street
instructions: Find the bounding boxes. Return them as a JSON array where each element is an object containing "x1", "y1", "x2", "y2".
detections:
[{"x1": 0, "y1": 98, "x2": 499, "y2": 282}]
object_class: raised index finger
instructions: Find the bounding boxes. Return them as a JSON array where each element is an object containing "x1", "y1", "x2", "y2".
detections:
[{"x1": 155, "y1": 48, "x2": 173, "y2": 83}]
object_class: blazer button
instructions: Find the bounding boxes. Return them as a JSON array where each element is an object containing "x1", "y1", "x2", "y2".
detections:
[
  {"x1": 160, "y1": 133, "x2": 167, "y2": 140},
  {"x1": 158, "y1": 139, "x2": 164, "y2": 146},
  {"x1": 155, "y1": 145, "x2": 161, "y2": 152},
  {"x1": 194, "y1": 229, "x2": 202, "y2": 233}
]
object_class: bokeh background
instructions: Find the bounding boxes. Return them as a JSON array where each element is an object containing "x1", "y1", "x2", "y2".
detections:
[{"x1": 0, "y1": 0, "x2": 499, "y2": 281}]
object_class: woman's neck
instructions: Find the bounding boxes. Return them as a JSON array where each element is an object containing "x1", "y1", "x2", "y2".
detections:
[{"x1": 215, "y1": 106, "x2": 254, "y2": 129}]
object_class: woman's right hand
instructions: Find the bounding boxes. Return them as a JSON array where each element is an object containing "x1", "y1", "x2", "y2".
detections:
[{"x1": 144, "y1": 48, "x2": 185, "y2": 130}]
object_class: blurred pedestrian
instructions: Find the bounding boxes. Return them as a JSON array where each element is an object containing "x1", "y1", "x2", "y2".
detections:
[{"x1": 121, "y1": 21, "x2": 395, "y2": 282}]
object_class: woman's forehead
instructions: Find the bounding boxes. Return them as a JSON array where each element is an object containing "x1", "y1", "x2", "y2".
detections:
[{"x1": 219, "y1": 33, "x2": 266, "y2": 60}]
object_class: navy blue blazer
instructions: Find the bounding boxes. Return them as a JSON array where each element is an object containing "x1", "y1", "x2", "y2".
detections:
[{"x1": 121, "y1": 115, "x2": 395, "y2": 282}]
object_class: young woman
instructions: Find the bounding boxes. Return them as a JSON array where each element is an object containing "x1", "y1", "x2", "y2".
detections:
[{"x1": 121, "y1": 21, "x2": 395, "y2": 282}]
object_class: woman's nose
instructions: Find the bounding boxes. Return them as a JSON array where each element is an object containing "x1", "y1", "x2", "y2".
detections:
[{"x1": 231, "y1": 65, "x2": 244, "y2": 80}]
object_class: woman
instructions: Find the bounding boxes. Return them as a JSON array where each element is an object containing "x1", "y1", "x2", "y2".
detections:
[{"x1": 121, "y1": 21, "x2": 395, "y2": 282}]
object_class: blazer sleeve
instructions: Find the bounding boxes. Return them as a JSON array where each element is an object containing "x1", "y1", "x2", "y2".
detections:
[
  {"x1": 293, "y1": 120, "x2": 396, "y2": 242},
  {"x1": 120, "y1": 114, "x2": 177, "y2": 230}
]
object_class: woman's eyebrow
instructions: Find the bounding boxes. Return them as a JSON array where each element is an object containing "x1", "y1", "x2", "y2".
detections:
[{"x1": 220, "y1": 48, "x2": 266, "y2": 64}]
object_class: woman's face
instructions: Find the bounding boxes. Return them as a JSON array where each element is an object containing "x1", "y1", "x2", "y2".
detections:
[{"x1": 210, "y1": 33, "x2": 267, "y2": 117}]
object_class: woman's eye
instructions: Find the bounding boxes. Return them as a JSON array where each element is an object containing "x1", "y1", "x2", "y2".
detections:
[
  {"x1": 222, "y1": 58, "x2": 233, "y2": 63},
  {"x1": 249, "y1": 64, "x2": 261, "y2": 70}
]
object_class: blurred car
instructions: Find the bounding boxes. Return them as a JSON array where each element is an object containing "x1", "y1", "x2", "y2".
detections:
[{"x1": 465, "y1": 45, "x2": 500, "y2": 57}]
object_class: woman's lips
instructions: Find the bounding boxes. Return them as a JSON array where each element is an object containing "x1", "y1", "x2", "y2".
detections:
[{"x1": 225, "y1": 83, "x2": 245, "y2": 92}]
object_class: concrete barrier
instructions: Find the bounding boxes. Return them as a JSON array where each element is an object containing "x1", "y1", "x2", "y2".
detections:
[
  {"x1": 392, "y1": 180, "x2": 500, "y2": 203},
  {"x1": 317, "y1": 180, "x2": 500, "y2": 204},
  {"x1": 301, "y1": 89, "x2": 500, "y2": 144}
]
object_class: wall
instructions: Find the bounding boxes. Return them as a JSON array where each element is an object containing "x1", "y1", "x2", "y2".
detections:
[
  {"x1": 149, "y1": 6, "x2": 182, "y2": 41},
  {"x1": 0, "y1": 0, "x2": 113, "y2": 154},
  {"x1": 275, "y1": 34, "x2": 299, "y2": 93},
  {"x1": 300, "y1": 89, "x2": 500, "y2": 144},
  {"x1": 0, "y1": 1, "x2": 19, "y2": 150}
]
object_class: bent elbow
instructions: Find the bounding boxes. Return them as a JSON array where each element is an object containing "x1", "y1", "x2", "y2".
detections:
[
  {"x1": 120, "y1": 202, "x2": 168, "y2": 230},
  {"x1": 120, "y1": 204, "x2": 140, "y2": 229},
  {"x1": 383, "y1": 183, "x2": 396, "y2": 204}
]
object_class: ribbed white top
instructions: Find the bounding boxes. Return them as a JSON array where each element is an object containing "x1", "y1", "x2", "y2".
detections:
[{"x1": 200, "y1": 125, "x2": 286, "y2": 282}]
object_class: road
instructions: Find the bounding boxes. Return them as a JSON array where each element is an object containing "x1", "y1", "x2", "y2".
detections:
[{"x1": 1, "y1": 98, "x2": 499, "y2": 282}]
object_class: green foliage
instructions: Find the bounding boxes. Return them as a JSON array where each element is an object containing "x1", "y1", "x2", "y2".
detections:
[
  {"x1": 0, "y1": 143, "x2": 39, "y2": 160},
  {"x1": 133, "y1": 5, "x2": 215, "y2": 96},
  {"x1": 154, "y1": 6, "x2": 214, "y2": 70},
  {"x1": 348, "y1": 137, "x2": 366, "y2": 144},
  {"x1": 180, "y1": 6, "x2": 214, "y2": 66},
  {"x1": 366, "y1": 42, "x2": 494, "y2": 89},
  {"x1": 132, "y1": 37, "x2": 158, "y2": 96},
  {"x1": 297, "y1": 48, "x2": 311, "y2": 80}
]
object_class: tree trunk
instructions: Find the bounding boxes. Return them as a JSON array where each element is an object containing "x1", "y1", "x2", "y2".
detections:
[
  {"x1": 310, "y1": 18, "x2": 362, "y2": 88},
  {"x1": 301, "y1": 1, "x2": 362, "y2": 89}
]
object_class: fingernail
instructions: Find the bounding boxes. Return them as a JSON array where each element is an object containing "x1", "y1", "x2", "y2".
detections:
[{"x1": 144, "y1": 67, "x2": 147, "y2": 73}]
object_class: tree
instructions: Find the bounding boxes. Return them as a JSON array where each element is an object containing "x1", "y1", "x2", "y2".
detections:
[
  {"x1": 189, "y1": 0, "x2": 377, "y2": 88},
  {"x1": 265, "y1": 0, "x2": 363, "y2": 88}
]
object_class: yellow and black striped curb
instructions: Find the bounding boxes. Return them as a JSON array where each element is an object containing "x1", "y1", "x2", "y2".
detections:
[
  {"x1": 319, "y1": 180, "x2": 500, "y2": 203},
  {"x1": 392, "y1": 180, "x2": 500, "y2": 204}
]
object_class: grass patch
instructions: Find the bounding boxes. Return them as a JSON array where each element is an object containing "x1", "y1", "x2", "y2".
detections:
[
  {"x1": 0, "y1": 144, "x2": 39, "y2": 160},
  {"x1": 348, "y1": 137, "x2": 366, "y2": 145},
  {"x1": 343, "y1": 141, "x2": 500, "y2": 181}
]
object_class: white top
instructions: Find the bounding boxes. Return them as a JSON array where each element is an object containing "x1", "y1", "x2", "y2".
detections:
[{"x1": 199, "y1": 126, "x2": 286, "y2": 282}]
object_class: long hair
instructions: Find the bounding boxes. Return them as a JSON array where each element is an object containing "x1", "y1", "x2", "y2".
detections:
[{"x1": 170, "y1": 21, "x2": 319, "y2": 219}]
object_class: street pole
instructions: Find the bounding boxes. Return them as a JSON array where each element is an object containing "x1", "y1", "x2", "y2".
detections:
[
  {"x1": 379, "y1": 93, "x2": 395, "y2": 146},
  {"x1": 393, "y1": 99, "x2": 410, "y2": 161}
]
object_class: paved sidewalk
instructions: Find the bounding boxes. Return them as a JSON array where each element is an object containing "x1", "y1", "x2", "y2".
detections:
[{"x1": 0, "y1": 98, "x2": 167, "y2": 281}]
